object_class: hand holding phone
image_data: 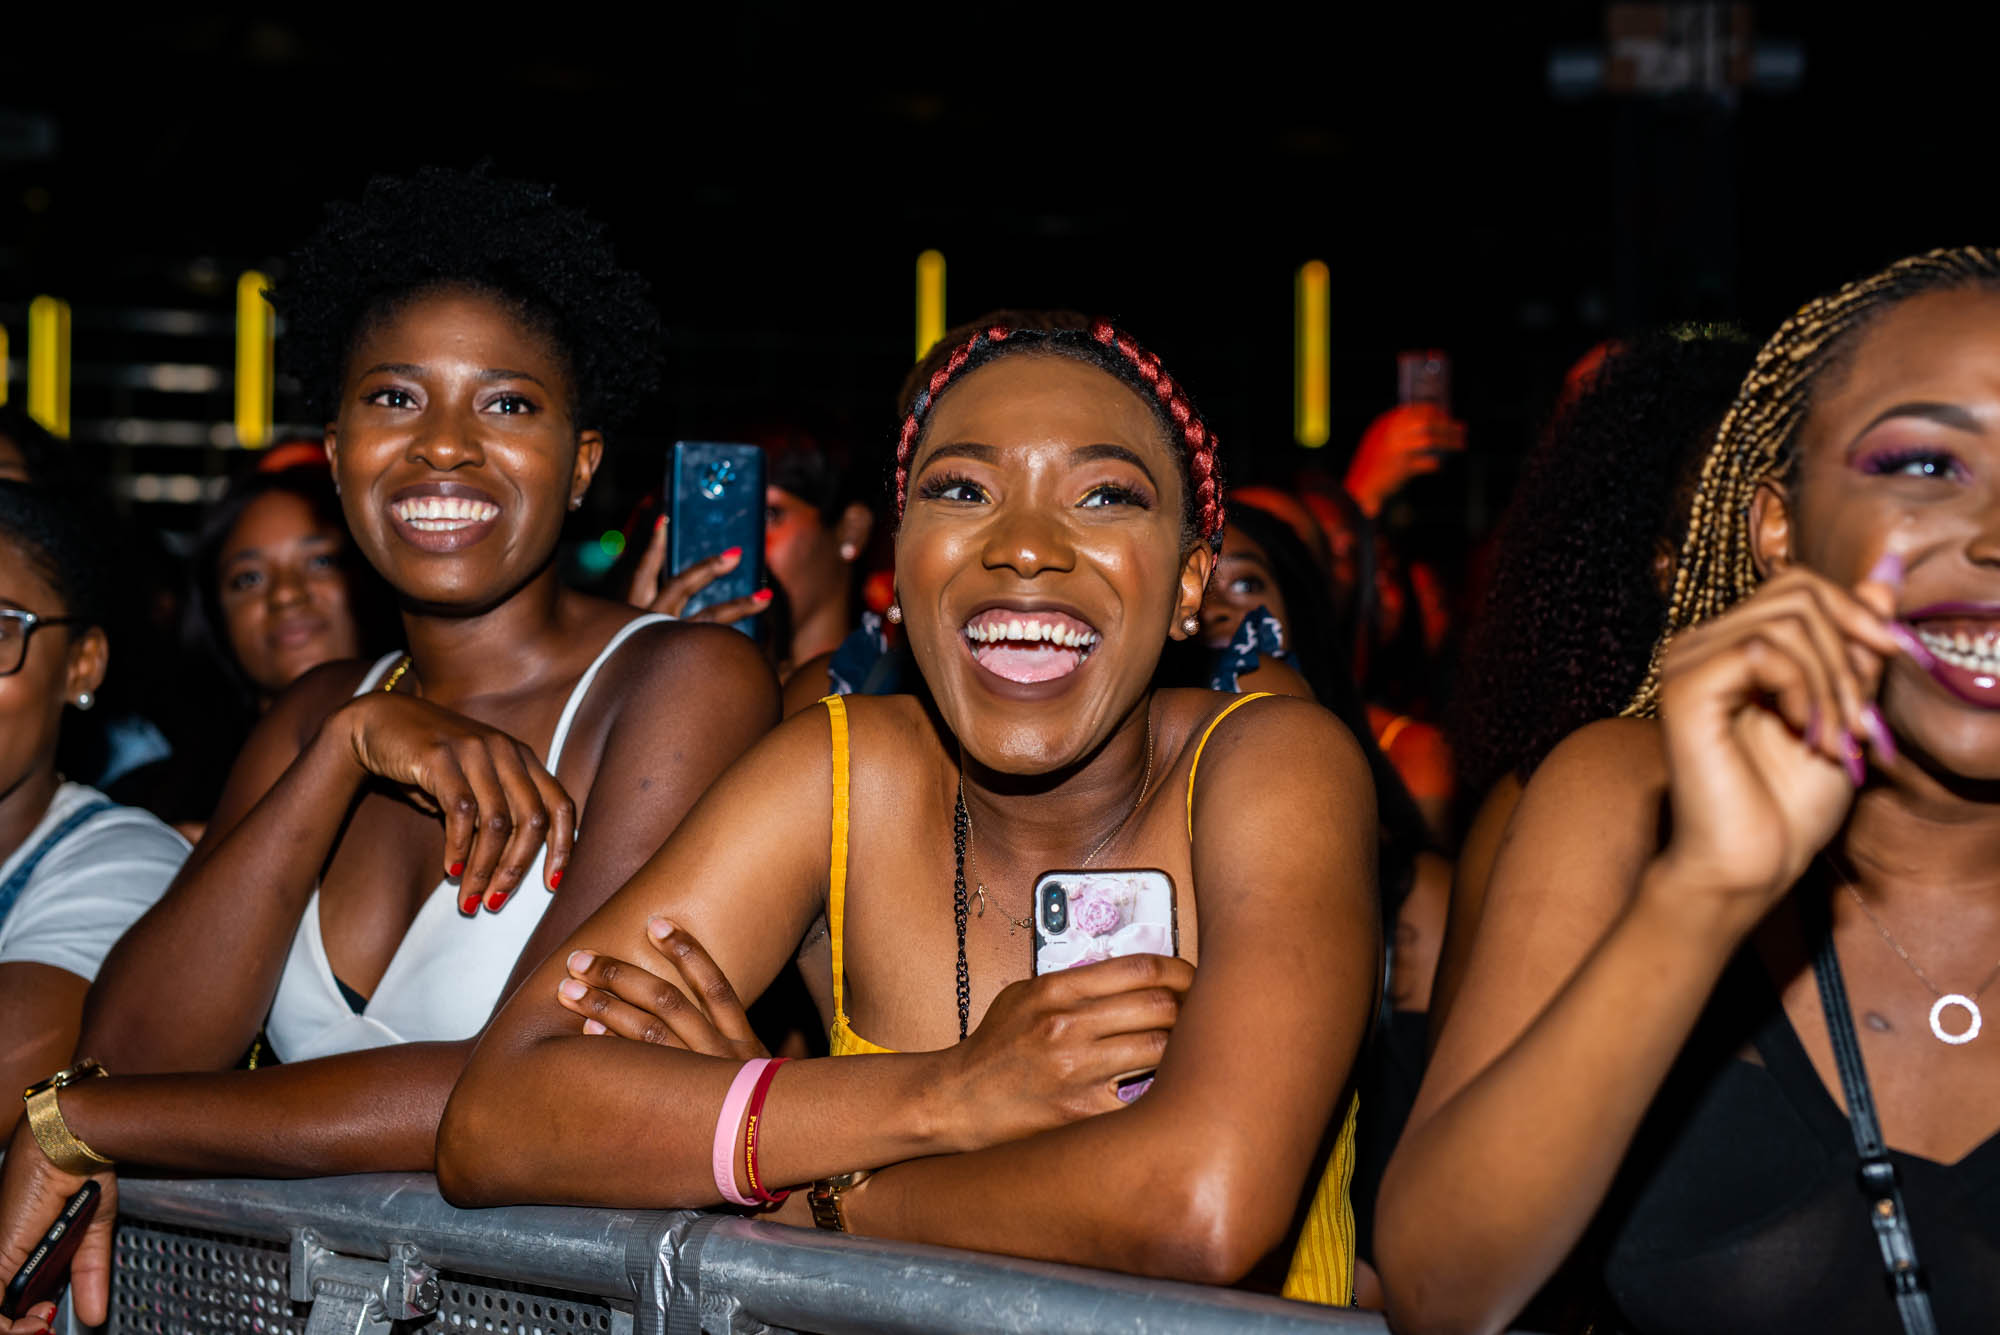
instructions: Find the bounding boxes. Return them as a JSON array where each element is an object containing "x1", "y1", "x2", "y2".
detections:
[
  {"x1": 2, "y1": 1181, "x2": 99, "y2": 1322},
  {"x1": 1031, "y1": 869, "x2": 1180, "y2": 1102},
  {"x1": 664, "y1": 442, "x2": 767, "y2": 638}
]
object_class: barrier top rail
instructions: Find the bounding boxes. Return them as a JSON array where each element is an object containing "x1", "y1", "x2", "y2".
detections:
[{"x1": 108, "y1": 1170, "x2": 1399, "y2": 1335}]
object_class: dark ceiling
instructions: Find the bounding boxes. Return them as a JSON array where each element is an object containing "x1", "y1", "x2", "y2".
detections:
[{"x1": 3, "y1": 6, "x2": 1994, "y2": 518}]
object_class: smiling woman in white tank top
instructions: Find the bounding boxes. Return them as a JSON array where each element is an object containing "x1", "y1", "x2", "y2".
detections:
[{"x1": 0, "y1": 169, "x2": 779, "y2": 1328}]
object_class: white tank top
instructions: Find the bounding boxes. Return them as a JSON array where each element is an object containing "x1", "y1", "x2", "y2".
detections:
[{"x1": 263, "y1": 614, "x2": 671, "y2": 1063}]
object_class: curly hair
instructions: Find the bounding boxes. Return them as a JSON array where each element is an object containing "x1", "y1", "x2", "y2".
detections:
[
  {"x1": 273, "y1": 167, "x2": 663, "y2": 431},
  {"x1": 1624, "y1": 246, "x2": 2000, "y2": 715},
  {"x1": 0, "y1": 479, "x2": 107, "y2": 629},
  {"x1": 893, "y1": 320, "x2": 1225, "y2": 551},
  {"x1": 1448, "y1": 327, "x2": 1756, "y2": 799}
]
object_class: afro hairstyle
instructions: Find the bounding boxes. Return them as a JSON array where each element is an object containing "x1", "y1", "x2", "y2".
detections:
[
  {"x1": 1446, "y1": 325, "x2": 1756, "y2": 801},
  {"x1": 274, "y1": 166, "x2": 663, "y2": 432}
]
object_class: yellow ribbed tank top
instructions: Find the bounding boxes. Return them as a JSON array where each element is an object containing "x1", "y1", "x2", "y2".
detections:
[{"x1": 818, "y1": 693, "x2": 1358, "y2": 1305}]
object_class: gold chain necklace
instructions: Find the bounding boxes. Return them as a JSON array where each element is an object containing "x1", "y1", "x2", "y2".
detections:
[
  {"x1": 959, "y1": 702, "x2": 1156, "y2": 936},
  {"x1": 379, "y1": 654, "x2": 414, "y2": 694},
  {"x1": 1828, "y1": 857, "x2": 2000, "y2": 1046}
]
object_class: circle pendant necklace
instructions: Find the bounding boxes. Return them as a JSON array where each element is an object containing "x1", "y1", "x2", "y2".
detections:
[{"x1": 1830, "y1": 859, "x2": 2000, "y2": 1046}]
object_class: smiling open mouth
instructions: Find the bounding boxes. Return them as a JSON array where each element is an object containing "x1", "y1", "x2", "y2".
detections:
[
  {"x1": 390, "y1": 496, "x2": 500, "y2": 532},
  {"x1": 963, "y1": 609, "x2": 1101, "y2": 684},
  {"x1": 1906, "y1": 612, "x2": 2000, "y2": 707}
]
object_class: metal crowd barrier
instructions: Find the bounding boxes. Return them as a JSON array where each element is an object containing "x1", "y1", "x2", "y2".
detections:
[{"x1": 89, "y1": 1172, "x2": 1392, "y2": 1335}]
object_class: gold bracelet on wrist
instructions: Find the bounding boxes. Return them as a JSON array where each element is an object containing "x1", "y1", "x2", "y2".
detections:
[
  {"x1": 21, "y1": 1059, "x2": 114, "y2": 1175},
  {"x1": 808, "y1": 1169, "x2": 869, "y2": 1232}
]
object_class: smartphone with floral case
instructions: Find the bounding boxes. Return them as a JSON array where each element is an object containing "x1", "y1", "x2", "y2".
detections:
[{"x1": 1031, "y1": 868, "x2": 1178, "y2": 1102}]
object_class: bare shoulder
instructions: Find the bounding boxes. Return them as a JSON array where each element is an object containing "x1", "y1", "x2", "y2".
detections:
[
  {"x1": 587, "y1": 616, "x2": 779, "y2": 715},
  {"x1": 269, "y1": 656, "x2": 387, "y2": 750},
  {"x1": 1172, "y1": 689, "x2": 1369, "y2": 792},
  {"x1": 1516, "y1": 716, "x2": 1666, "y2": 821}
]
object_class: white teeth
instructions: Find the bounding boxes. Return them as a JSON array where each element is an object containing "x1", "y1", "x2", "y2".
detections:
[
  {"x1": 963, "y1": 615, "x2": 1102, "y2": 649},
  {"x1": 1917, "y1": 628, "x2": 2000, "y2": 673},
  {"x1": 392, "y1": 496, "x2": 500, "y2": 527}
]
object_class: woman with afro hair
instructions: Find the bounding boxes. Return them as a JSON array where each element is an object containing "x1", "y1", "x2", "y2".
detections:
[
  {"x1": 1430, "y1": 328, "x2": 1755, "y2": 1029},
  {"x1": 0, "y1": 168, "x2": 778, "y2": 1330}
]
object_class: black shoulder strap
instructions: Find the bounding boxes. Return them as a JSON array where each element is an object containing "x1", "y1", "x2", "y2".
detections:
[{"x1": 1806, "y1": 895, "x2": 1942, "y2": 1335}]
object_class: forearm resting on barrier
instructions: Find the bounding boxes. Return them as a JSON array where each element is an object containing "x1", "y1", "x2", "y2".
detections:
[
  {"x1": 53, "y1": 1042, "x2": 469, "y2": 1177},
  {"x1": 437, "y1": 1037, "x2": 959, "y2": 1208}
]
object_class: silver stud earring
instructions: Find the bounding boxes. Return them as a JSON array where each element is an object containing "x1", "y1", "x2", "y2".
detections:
[
  {"x1": 568, "y1": 496, "x2": 582, "y2": 511},
  {"x1": 886, "y1": 603, "x2": 902, "y2": 625},
  {"x1": 1180, "y1": 615, "x2": 1200, "y2": 638},
  {"x1": 839, "y1": 543, "x2": 859, "y2": 561},
  {"x1": 73, "y1": 691, "x2": 94, "y2": 711}
]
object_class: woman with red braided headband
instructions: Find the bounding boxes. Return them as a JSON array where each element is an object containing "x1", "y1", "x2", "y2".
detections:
[{"x1": 442, "y1": 321, "x2": 1379, "y2": 1302}]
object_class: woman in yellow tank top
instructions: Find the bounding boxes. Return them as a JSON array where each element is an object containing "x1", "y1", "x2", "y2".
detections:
[{"x1": 443, "y1": 322, "x2": 1381, "y2": 1306}]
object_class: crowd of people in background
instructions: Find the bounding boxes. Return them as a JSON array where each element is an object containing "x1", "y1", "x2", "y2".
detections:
[{"x1": 0, "y1": 167, "x2": 1994, "y2": 1335}]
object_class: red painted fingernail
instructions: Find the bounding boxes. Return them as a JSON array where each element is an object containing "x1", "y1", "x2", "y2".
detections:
[
  {"x1": 655, "y1": 515, "x2": 667, "y2": 532},
  {"x1": 461, "y1": 892, "x2": 480, "y2": 915},
  {"x1": 485, "y1": 889, "x2": 509, "y2": 912},
  {"x1": 448, "y1": 861, "x2": 465, "y2": 879},
  {"x1": 752, "y1": 588, "x2": 774, "y2": 604},
  {"x1": 722, "y1": 546, "x2": 742, "y2": 561},
  {"x1": 549, "y1": 869, "x2": 563, "y2": 890}
]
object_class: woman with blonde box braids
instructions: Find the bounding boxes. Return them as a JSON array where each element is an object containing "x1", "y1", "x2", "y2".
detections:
[{"x1": 1378, "y1": 248, "x2": 2000, "y2": 1335}]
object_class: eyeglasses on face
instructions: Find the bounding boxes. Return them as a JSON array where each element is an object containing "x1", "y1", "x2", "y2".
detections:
[{"x1": 0, "y1": 608, "x2": 89, "y2": 677}]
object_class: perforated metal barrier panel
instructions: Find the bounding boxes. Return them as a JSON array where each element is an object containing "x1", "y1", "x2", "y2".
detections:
[
  {"x1": 431, "y1": 1275, "x2": 617, "y2": 1335},
  {"x1": 108, "y1": 1221, "x2": 620, "y2": 1335},
  {"x1": 111, "y1": 1221, "x2": 305, "y2": 1335}
]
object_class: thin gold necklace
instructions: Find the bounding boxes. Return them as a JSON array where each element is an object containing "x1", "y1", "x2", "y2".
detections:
[
  {"x1": 958, "y1": 701, "x2": 1156, "y2": 934},
  {"x1": 1828, "y1": 857, "x2": 2000, "y2": 1046}
]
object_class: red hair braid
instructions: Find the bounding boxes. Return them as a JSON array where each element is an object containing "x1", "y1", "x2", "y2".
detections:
[{"x1": 892, "y1": 320, "x2": 1224, "y2": 550}]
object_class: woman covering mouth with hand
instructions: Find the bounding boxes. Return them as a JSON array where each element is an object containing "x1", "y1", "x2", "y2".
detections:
[
  {"x1": 440, "y1": 322, "x2": 1381, "y2": 1302},
  {"x1": 0, "y1": 169, "x2": 777, "y2": 1334},
  {"x1": 1379, "y1": 249, "x2": 2000, "y2": 1335}
]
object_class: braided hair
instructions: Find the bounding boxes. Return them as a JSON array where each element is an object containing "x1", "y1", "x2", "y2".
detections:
[
  {"x1": 1624, "y1": 246, "x2": 2000, "y2": 716},
  {"x1": 892, "y1": 321, "x2": 1226, "y2": 551}
]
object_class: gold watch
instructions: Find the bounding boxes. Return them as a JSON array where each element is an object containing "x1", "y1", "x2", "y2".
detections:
[
  {"x1": 22, "y1": 1059, "x2": 114, "y2": 1175},
  {"x1": 807, "y1": 1169, "x2": 870, "y2": 1232}
]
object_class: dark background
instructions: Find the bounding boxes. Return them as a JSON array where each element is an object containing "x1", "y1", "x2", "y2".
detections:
[{"x1": 2, "y1": 5, "x2": 1994, "y2": 549}]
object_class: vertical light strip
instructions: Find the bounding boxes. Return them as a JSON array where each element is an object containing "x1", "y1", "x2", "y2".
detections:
[
  {"x1": 915, "y1": 249, "x2": 946, "y2": 362},
  {"x1": 235, "y1": 270, "x2": 274, "y2": 448},
  {"x1": 0, "y1": 324, "x2": 9, "y2": 406},
  {"x1": 1294, "y1": 260, "x2": 1331, "y2": 448},
  {"x1": 27, "y1": 296, "x2": 70, "y2": 439}
]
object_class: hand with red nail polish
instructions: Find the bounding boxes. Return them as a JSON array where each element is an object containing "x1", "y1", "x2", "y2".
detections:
[
  {"x1": 339, "y1": 691, "x2": 577, "y2": 921},
  {"x1": 624, "y1": 522, "x2": 764, "y2": 625}
]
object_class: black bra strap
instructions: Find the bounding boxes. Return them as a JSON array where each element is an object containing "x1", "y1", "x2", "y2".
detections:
[{"x1": 1806, "y1": 895, "x2": 1942, "y2": 1335}]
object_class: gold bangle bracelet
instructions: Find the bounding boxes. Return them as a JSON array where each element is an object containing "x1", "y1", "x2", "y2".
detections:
[{"x1": 21, "y1": 1061, "x2": 114, "y2": 1175}]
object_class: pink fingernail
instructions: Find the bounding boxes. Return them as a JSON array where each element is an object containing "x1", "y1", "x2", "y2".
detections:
[
  {"x1": 1867, "y1": 550, "x2": 1905, "y2": 587},
  {"x1": 568, "y1": 949, "x2": 595, "y2": 972},
  {"x1": 722, "y1": 546, "x2": 742, "y2": 562},
  {"x1": 1888, "y1": 622, "x2": 1939, "y2": 670},
  {"x1": 648, "y1": 916, "x2": 674, "y2": 941},
  {"x1": 1861, "y1": 705, "x2": 1899, "y2": 766},
  {"x1": 1841, "y1": 731, "x2": 1866, "y2": 787},
  {"x1": 752, "y1": 588, "x2": 774, "y2": 604},
  {"x1": 583, "y1": 1019, "x2": 607, "y2": 1034},
  {"x1": 559, "y1": 979, "x2": 587, "y2": 1001}
]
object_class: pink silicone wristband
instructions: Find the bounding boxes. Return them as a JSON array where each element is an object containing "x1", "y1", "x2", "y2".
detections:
[{"x1": 712, "y1": 1058, "x2": 771, "y2": 1207}]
